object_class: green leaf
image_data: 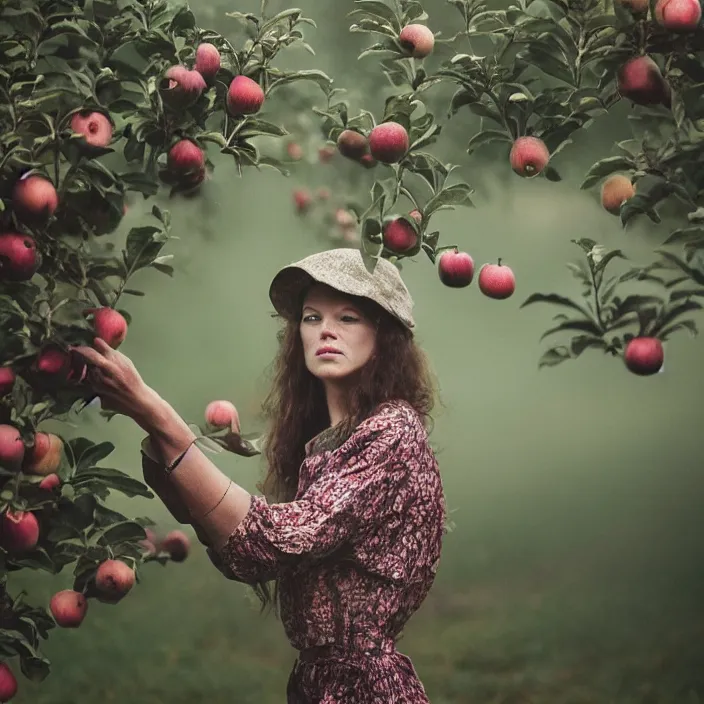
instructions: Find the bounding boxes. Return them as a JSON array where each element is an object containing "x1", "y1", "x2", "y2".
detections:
[
  {"x1": 75, "y1": 441, "x2": 115, "y2": 472},
  {"x1": 651, "y1": 300, "x2": 702, "y2": 336},
  {"x1": 571, "y1": 238, "x2": 598, "y2": 254},
  {"x1": 448, "y1": 88, "x2": 478, "y2": 118},
  {"x1": 539, "y1": 319, "x2": 604, "y2": 341},
  {"x1": 124, "y1": 226, "x2": 169, "y2": 272},
  {"x1": 538, "y1": 346, "x2": 572, "y2": 368},
  {"x1": 620, "y1": 181, "x2": 676, "y2": 227},
  {"x1": 580, "y1": 156, "x2": 636, "y2": 190},
  {"x1": 72, "y1": 467, "x2": 153, "y2": 499},
  {"x1": 658, "y1": 320, "x2": 698, "y2": 340},
  {"x1": 97, "y1": 520, "x2": 147, "y2": 546},
  {"x1": 608, "y1": 295, "x2": 663, "y2": 323},
  {"x1": 238, "y1": 119, "x2": 288, "y2": 139},
  {"x1": 151, "y1": 205, "x2": 171, "y2": 229},
  {"x1": 119, "y1": 172, "x2": 159, "y2": 197},
  {"x1": 662, "y1": 225, "x2": 704, "y2": 249},
  {"x1": 170, "y1": 6, "x2": 196, "y2": 31},
  {"x1": 424, "y1": 183, "x2": 474, "y2": 216},
  {"x1": 466, "y1": 129, "x2": 512, "y2": 155},
  {"x1": 349, "y1": 0, "x2": 400, "y2": 28},
  {"x1": 655, "y1": 250, "x2": 704, "y2": 285},
  {"x1": 570, "y1": 335, "x2": 609, "y2": 356},
  {"x1": 520, "y1": 292, "x2": 593, "y2": 319},
  {"x1": 543, "y1": 166, "x2": 561, "y2": 182},
  {"x1": 409, "y1": 122, "x2": 441, "y2": 152},
  {"x1": 9, "y1": 549, "x2": 55, "y2": 574},
  {"x1": 520, "y1": 45, "x2": 573, "y2": 85},
  {"x1": 371, "y1": 177, "x2": 399, "y2": 214},
  {"x1": 594, "y1": 249, "x2": 627, "y2": 274},
  {"x1": 267, "y1": 69, "x2": 333, "y2": 96}
]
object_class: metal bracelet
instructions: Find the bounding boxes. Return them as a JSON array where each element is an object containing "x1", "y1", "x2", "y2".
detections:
[{"x1": 202, "y1": 480, "x2": 232, "y2": 518}]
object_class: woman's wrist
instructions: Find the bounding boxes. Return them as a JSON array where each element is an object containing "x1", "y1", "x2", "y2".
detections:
[{"x1": 133, "y1": 386, "x2": 172, "y2": 434}]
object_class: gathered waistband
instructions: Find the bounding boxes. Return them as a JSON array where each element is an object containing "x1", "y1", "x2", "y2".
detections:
[{"x1": 298, "y1": 637, "x2": 397, "y2": 663}]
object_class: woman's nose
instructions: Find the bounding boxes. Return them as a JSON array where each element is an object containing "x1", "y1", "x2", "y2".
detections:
[{"x1": 320, "y1": 323, "x2": 338, "y2": 339}]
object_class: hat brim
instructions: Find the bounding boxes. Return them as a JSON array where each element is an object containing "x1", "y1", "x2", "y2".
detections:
[
  {"x1": 268, "y1": 248, "x2": 415, "y2": 329},
  {"x1": 268, "y1": 266, "x2": 318, "y2": 322}
]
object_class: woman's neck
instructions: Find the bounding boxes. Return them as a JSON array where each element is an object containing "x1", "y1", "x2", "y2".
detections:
[{"x1": 324, "y1": 382, "x2": 349, "y2": 427}]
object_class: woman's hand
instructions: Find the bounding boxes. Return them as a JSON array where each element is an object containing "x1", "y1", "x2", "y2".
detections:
[{"x1": 70, "y1": 338, "x2": 162, "y2": 431}]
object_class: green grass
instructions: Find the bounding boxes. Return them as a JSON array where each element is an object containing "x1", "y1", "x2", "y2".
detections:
[{"x1": 10, "y1": 538, "x2": 704, "y2": 704}]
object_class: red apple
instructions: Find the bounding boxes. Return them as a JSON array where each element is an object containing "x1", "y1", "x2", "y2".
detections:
[
  {"x1": 226, "y1": 76, "x2": 264, "y2": 116},
  {"x1": 70, "y1": 111, "x2": 113, "y2": 147},
  {"x1": 205, "y1": 400, "x2": 240, "y2": 432},
  {"x1": 286, "y1": 142, "x2": 303, "y2": 161},
  {"x1": 359, "y1": 153, "x2": 378, "y2": 169},
  {"x1": 409, "y1": 209, "x2": 423, "y2": 225},
  {"x1": 0, "y1": 233, "x2": 38, "y2": 282},
  {"x1": 84, "y1": 307, "x2": 128, "y2": 349},
  {"x1": 382, "y1": 217, "x2": 418, "y2": 254},
  {"x1": 624, "y1": 337, "x2": 664, "y2": 375},
  {"x1": 601, "y1": 175, "x2": 636, "y2": 215},
  {"x1": 336, "y1": 130, "x2": 368, "y2": 160},
  {"x1": 335, "y1": 209, "x2": 356, "y2": 229},
  {"x1": 162, "y1": 530, "x2": 190, "y2": 562},
  {"x1": 12, "y1": 175, "x2": 58, "y2": 221},
  {"x1": 293, "y1": 189, "x2": 312, "y2": 214},
  {"x1": 39, "y1": 473, "x2": 61, "y2": 491},
  {"x1": 655, "y1": 0, "x2": 701, "y2": 30},
  {"x1": 50, "y1": 589, "x2": 88, "y2": 628},
  {"x1": 1, "y1": 511, "x2": 39, "y2": 552},
  {"x1": 23, "y1": 432, "x2": 63, "y2": 476},
  {"x1": 95, "y1": 559, "x2": 135, "y2": 602},
  {"x1": 0, "y1": 663, "x2": 17, "y2": 703},
  {"x1": 0, "y1": 368, "x2": 15, "y2": 397},
  {"x1": 0, "y1": 426, "x2": 24, "y2": 471},
  {"x1": 194, "y1": 42, "x2": 221, "y2": 80},
  {"x1": 167, "y1": 139, "x2": 204, "y2": 175},
  {"x1": 478, "y1": 260, "x2": 516, "y2": 299},
  {"x1": 399, "y1": 24, "x2": 435, "y2": 58},
  {"x1": 510, "y1": 136, "x2": 550, "y2": 177},
  {"x1": 368, "y1": 122, "x2": 409, "y2": 164},
  {"x1": 617, "y1": 56, "x2": 671, "y2": 107},
  {"x1": 318, "y1": 145, "x2": 336, "y2": 163},
  {"x1": 163, "y1": 65, "x2": 206, "y2": 107},
  {"x1": 438, "y1": 250, "x2": 474, "y2": 288},
  {"x1": 35, "y1": 345, "x2": 71, "y2": 377}
]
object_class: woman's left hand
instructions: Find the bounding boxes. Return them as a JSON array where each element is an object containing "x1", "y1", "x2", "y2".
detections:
[{"x1": 71, "y1": 338, "x2": 161, "y2": 428}]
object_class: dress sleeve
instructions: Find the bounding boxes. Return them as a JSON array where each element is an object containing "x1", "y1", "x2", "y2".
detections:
[{"x1": 210, "y1": 405, "x2": 412, "y2": 585}]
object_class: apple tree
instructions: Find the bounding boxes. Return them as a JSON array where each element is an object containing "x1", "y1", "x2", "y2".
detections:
[
  {"x1": 0, "y1": 0, "x2": 330, "y2": 698},
  {"x1": 301, "y1": 0, "x2": 704, "y2": 377}
]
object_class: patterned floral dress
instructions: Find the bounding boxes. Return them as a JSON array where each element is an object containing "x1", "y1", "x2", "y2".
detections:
[{"x1": 144, "y1": 400, "x2": 447, "y2": 703}]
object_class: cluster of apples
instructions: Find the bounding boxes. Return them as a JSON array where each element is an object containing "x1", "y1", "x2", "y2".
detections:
[
  {"x1": 0, "y1": 305, "x2": 128, "y2": 424},
  {"x1": 163, "y1": 44, "x2": 267, "y2": 188},
  {"x1": 382, "y1": 209, "x2": 517, "y2": 299},
  {"x1": 0, "y1": 112, "x2": 114, "y2": 286},
  {"x1": 495, "y1": 0, "x2": 699, "y2": 207}
]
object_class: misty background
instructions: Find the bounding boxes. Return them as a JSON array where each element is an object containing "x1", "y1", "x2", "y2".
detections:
[{"x1": 15, "y1": 0, "x2": 704, "y2": 701}]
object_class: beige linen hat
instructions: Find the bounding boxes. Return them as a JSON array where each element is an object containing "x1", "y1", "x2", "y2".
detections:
[{"x1": 268, "y1": 248, "x2": 415, "y2": 329}]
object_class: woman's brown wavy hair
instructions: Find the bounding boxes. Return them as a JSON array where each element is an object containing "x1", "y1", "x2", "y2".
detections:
[{"x1": 249, "y1": 285, "x2": 439, "y2": 618}]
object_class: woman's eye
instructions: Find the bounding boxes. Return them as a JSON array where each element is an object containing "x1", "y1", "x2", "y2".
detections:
[{"x1": 341, "y1": 316, "x2": 359, "y2": 322}]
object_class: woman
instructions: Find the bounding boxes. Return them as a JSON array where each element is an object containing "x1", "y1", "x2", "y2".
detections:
[{"x1": 73, "y1": 247, "x2": 447, "y2": 703}]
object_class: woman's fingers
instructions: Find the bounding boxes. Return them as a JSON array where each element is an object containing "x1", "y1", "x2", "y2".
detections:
[
  {"x1": 92, "y1": 337, "x2": 115, "y2": 355},
  {"x1": 71, "y1": 344, "x2": 110, "y2": 369}
]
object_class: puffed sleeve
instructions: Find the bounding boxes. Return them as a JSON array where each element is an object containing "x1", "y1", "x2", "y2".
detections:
[{"x1": 209, "y1": 404, "x2": 413, "y2": 585}]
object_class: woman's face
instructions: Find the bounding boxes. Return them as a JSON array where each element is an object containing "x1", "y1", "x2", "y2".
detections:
[{"x1": 300, "y1": 284, "x2": 377, "y2": 383}]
